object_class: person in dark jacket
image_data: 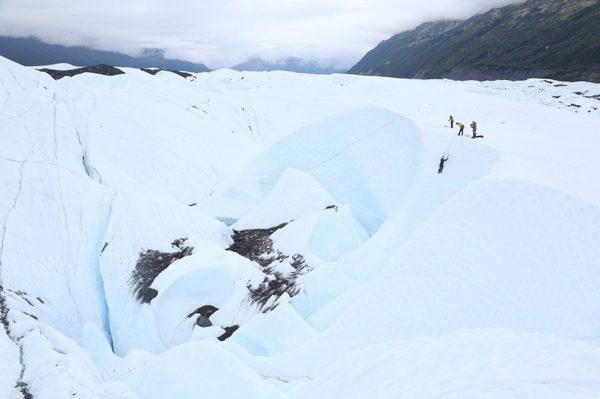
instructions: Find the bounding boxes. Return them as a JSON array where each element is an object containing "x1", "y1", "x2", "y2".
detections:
[
  {"x1": 438, "y1": 155, "x2": 449, "y2": 174},
  {"x1": 448, "y1": 115, "x2": 454, "y2": 128}
]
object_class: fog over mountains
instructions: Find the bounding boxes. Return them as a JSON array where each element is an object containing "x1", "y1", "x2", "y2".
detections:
[
  {"x1": 232, "y1": 57, "x2": 345, "y2": 74},
  {"x1": 3, "y1": 0, "x2": 597, "y2": 80},
  {"x1": 0, "y1": 36, "x2": 345, "y2": 74},
  {"x1": 0, "y1": 36, "x2": 210, "y2": 72}
]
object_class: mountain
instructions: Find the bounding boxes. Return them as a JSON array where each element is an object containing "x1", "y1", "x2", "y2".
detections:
[
  {"x1": 349, "y1": 0, "x2": 600, "y2": 82},
  {"x1": 233, "y1": 57, "x2": 344, "y2": 74},
  {"x1": 1, "y1": 55, "x2": 600, "y2": 398},
  {"x1": 0, "y1": 35, "x2": 210, "y2": 72}
]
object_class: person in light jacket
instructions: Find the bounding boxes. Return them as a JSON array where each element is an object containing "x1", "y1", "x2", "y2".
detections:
[{"x1": 470, "y1": 121, "x2": 478, "y2": 138}]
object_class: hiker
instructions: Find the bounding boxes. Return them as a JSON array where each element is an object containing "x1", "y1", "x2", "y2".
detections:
[
  {"x1": 470, "y1": 121, "x2": 477, "y2": 138},
  {"x1": 456, "y1": 121, "x2": 465, "y2": 136},
  {"x1": 448, "y1": 115, "x2": 454, "y2": 128},
  {"x1": 438, "y1": 155, "x2": 449, "y2": 174}
]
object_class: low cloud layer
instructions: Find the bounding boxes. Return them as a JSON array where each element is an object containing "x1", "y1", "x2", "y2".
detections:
[{"x1": 0, "y1": 0, "x2": 522, "y2": 68}]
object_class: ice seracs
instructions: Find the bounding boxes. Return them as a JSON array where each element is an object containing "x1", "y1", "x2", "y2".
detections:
[
  {"x1": 205, "y1": 106, "x2": 424, "y2": 234},
  {"x1": 233, "y1": 168, "x2": 339, "y2": 230},
  {"x1": 271, "y1": 204, "x2": 368, "y2": 263},
  {"x1": 100, "y1": 191, "x2": 232, "y2": 355}
]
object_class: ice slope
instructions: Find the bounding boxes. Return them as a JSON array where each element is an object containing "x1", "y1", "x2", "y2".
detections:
[
  {"x1": 53, "y1": 67, "x2": 294, "y2": 206},
  {"x1": 293, "y1": 329, "x2": 600, "y2": 399},
  {"x1": 0, "y1": 56, "x2": 112, "y2": 342},
  {"x1": 337, "y1": 123, "x2": 499, "y2": 274},
  {"x1": 0, "y1": 54, "x2": 599, "y2": 398},
  {"x1": 230, "y1": 301, "x2": 317, "y2": 357},
  {"x1": 309, "y1": 178, "x2": 600, "y2": 349},
  {"x1": 0, "y1": 55, "x2": 141, "y2": 397},
  {"x1": 126, "y1": 340, "x2": 286, "y2": 399}
]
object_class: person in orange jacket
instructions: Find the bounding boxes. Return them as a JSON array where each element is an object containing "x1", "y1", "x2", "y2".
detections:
[{"x1": 456, "y1": 121, "x2": 465, "y2": 136}]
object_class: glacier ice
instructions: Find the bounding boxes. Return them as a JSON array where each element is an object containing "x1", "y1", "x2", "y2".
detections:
[{"x1": 1, "y1": 55, "x2": 600, "y2": 398}]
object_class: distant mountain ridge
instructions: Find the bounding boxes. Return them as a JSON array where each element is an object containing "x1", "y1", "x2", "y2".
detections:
[
  {"x1": 349, "y1": 0, "x2": 600, "y2": 82},
  {"x1": 233, "y1": 57, "x2": 344, "y2": 74},
  {"x1": 0, "y1": 36, "x2": 210, "y2": 72}
]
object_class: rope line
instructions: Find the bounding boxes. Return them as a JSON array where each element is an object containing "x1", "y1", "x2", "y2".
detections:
[{"x1": 443, "y1": 131, "x2": 459, "y2": 157}]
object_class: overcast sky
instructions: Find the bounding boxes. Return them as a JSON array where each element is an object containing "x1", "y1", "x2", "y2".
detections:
[{"x1": 0, "y1": 0, "x2": 522, "y2": 69}]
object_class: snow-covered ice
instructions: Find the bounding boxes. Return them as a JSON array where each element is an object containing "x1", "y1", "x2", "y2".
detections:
[{"x1": 0, "y1": 54, "x2": 599, "y2": 397}]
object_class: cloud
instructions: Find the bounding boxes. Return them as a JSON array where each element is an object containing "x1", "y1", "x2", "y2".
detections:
[{"x1": 0, "y1": 0, "x2": 522, "y2": 68}]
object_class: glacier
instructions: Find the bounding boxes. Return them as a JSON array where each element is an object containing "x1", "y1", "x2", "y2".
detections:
[{"x1": 1, "y1": 57, "x2": 600, "y2": 398}]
